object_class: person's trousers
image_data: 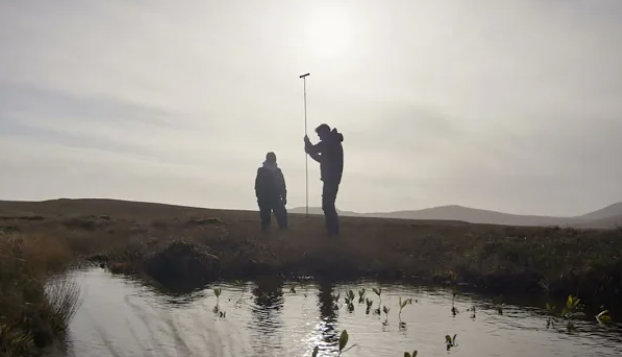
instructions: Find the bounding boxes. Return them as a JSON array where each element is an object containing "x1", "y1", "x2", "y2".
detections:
[
  {"x1": 258, "y1": 197, "x2": 288, "y2": 230},
  {"x1": 322, "y1": 181, "x2": 340, "y2": 235}
]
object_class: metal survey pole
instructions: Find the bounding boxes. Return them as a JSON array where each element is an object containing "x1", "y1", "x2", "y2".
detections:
[{"x1": 299, "y1": 72, "x2": 310, "y2": 219}]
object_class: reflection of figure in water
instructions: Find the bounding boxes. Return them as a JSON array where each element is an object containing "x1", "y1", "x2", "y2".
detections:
[
  {"x1": 249, "y1": 276, "x2": 285, "y2": 357},
  {"x1": 251, "y1": 276, "x2": 285, "y2": 310},
  {"x1": 317, "y1": 279, "x2": 339, "y2": 347}
]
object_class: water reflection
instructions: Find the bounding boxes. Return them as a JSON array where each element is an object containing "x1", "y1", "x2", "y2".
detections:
[
  {"x1": 316, "y1": 279, "x2": 339, "y2": 353},
  {"x1": 249, "y1": 276, "x2": 285, "y2": 357},
  {"x1": 60, "y1": 269, "x2": 622, "y2": 357}
]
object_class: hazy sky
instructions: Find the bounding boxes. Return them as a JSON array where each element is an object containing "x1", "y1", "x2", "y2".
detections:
[{"x1": 1, "y1": 0, "x2": 621, "y2": 216}]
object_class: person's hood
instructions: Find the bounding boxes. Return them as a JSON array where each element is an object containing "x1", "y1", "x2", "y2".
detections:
[
  {"x1": 330, "y1": 128, "x2": 344, "y2": 142},
  {"x1": 262, "y1": 161, "x2": 279, "y2": 171}
]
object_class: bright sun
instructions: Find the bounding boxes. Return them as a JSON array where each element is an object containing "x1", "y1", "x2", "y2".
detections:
[{"x1": 305, "y1": 7, "x2": 353, "y2": 60}]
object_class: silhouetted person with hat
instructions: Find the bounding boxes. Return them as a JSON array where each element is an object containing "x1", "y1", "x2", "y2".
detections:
[
  {"x1": 304, "y1": 124, "x2": 344, "y2": 236},
  {"x1": 255, "y1": 152, "x2": 288, "y2": 231}
]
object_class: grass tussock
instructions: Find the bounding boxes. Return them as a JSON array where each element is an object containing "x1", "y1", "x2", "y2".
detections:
[
  {"x1": 0, "y1": 233, "x2": 80, "y2": 356},
  {"x1": 44, "y1": 275, "x2": 82, "y2": 331}
]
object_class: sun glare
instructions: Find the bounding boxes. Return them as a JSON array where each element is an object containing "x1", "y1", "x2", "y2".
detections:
[{"x1": 305, "y1": 7, "x2": 353, "y2": 60}]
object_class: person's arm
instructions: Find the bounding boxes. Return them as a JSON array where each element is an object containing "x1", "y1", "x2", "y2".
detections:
[
  {"x1": 277, "y1": 169, "x2": 287, "y2": 204},
  {"x1": 305, "y1": 139, "x2": 322, "y2": 163},
  {"x1": 254, "y1": 168, "x2": 261, "y2": 199}
]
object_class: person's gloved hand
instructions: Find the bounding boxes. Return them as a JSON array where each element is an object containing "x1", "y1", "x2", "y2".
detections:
[{"x1": 304, "y1": 136, "x2": 312, "y2": 153}]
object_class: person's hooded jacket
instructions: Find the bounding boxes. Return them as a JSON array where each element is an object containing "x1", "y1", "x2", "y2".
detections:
[
  {"x1": 255, "y1": 160, "x2": 287, "y2": 204},
  {"x1": 305, "y1": 128, "x2": 344, "y2": 185}
]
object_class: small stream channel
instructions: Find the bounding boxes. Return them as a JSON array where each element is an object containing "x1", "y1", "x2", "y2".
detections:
[{"x1": 50, "y1": 267, "x2": 622, "y2": 357}]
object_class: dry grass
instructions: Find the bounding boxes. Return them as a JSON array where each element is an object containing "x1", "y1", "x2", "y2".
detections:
[
  {"x1": 0, "y1": 233, "x2": 80, "y2": 356},
  {"x1": 44, "y1": 274, "x2": 82, "y2": 331},
  {"x1": 1, "y1": 198, "x2": 622, "y2": 336}
]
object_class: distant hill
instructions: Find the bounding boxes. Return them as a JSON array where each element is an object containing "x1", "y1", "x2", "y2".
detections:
[
  {"x1": 575, "y1": 214, "x2": 622, "y2": 229},
  {"x1": 2, "y1": 198, "x2": 621, "y2": 229},
  {"x1": 574, "y1": 202, "x2": 622, "y2": 221},
  {"x1": 290, "y1": 202, "x2": 622, "y2": 229},
  {"x1": 368, "y1": 205, "x2": 576, "y2": 226},
  {"x1": 289, "y1": 206, "x2": 362, "y2": 217}
]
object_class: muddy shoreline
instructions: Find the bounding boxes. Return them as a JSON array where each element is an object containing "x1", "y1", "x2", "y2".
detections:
[
  {"x1": 88, "y1": 229, "x2": 622, "y2": 319},
  {"x1": 88, "y1": 251, "x2": 621, "y2": 323}
]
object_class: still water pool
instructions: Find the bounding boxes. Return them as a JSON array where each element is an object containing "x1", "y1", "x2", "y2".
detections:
[{"x1": 54, "y1": 268, "x2": 621, "y2": 357}]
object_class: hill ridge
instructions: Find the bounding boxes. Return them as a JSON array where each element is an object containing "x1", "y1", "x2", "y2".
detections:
[
  {"x1": 1, "y1": 198, "x2": 621, "y2": 229},
  {"x1": 289, "y1": 201, "x2": 622, "y2": 229}
]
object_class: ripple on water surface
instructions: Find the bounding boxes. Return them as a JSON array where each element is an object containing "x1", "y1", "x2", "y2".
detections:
[{"x1": 57, "y1": 268, "x2": 622, "y2": 357}]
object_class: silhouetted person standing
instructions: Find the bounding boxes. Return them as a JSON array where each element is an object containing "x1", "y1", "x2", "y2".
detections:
[
  {"x1": 305, "y1": 124, "x2": 344, "y2": 236},
  {"x1": 255, "y1": 152, "x2": 288, "y2": 231}
]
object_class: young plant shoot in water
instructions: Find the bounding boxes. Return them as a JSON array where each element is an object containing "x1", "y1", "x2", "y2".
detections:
[
  {"x1": 373, "y1": 287, "x2": 382, "y2": 315},
  {"x1": 445, "y1": 334, "x2": 458, "y2": 351},
  {"x1": 561, "y1": 294, "x2": 580, "y2": 318},
  {"x1": 596, "y1": 309, "x2": 613, "y2": 326},
  {"x1": 346, "y1": 290, "x2": 355, "y2": 302},
  {"x1": 562, "y1": 294, "x2": 581, "y2": 332},
  {"x1": 338, "y1": 329, "x2": 356, "y2": 356},
  {"x1": 398, "y1": 296, "x2": 412, "y2": 328},
  {"x1": 213, "y1": 287, "x2": 222, "y2": 313},
  {"x1": 214, "y1": 287, "x2": 222, "y2": 303},
  {"x1": 544, "y1": 295, "x2": 583, "y2": 331},
  {"x1": 345, "y1": 290, "x2": 355, "y2": 312},
  {"x1": 332, "y1": 293, "x2": 341, "y2": 304},
  {"x1": 383, "y1": 305, "x2": 390, "y2": 324},
  {"x1": 365, "y1": 298, "x2": 373, "y2": 315},
  {"x1": 332, "y1": 293, "x2": 341, "y2": 310},
  {"x1": 358, "y1": 289, "x2": 366, "y2": 304},
  {"x1": 312, "y1": 329, "x2": 356, "y2": 357},
  {"x1": 404, "y1": 351, "x2": 418, "y2": 357}
]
